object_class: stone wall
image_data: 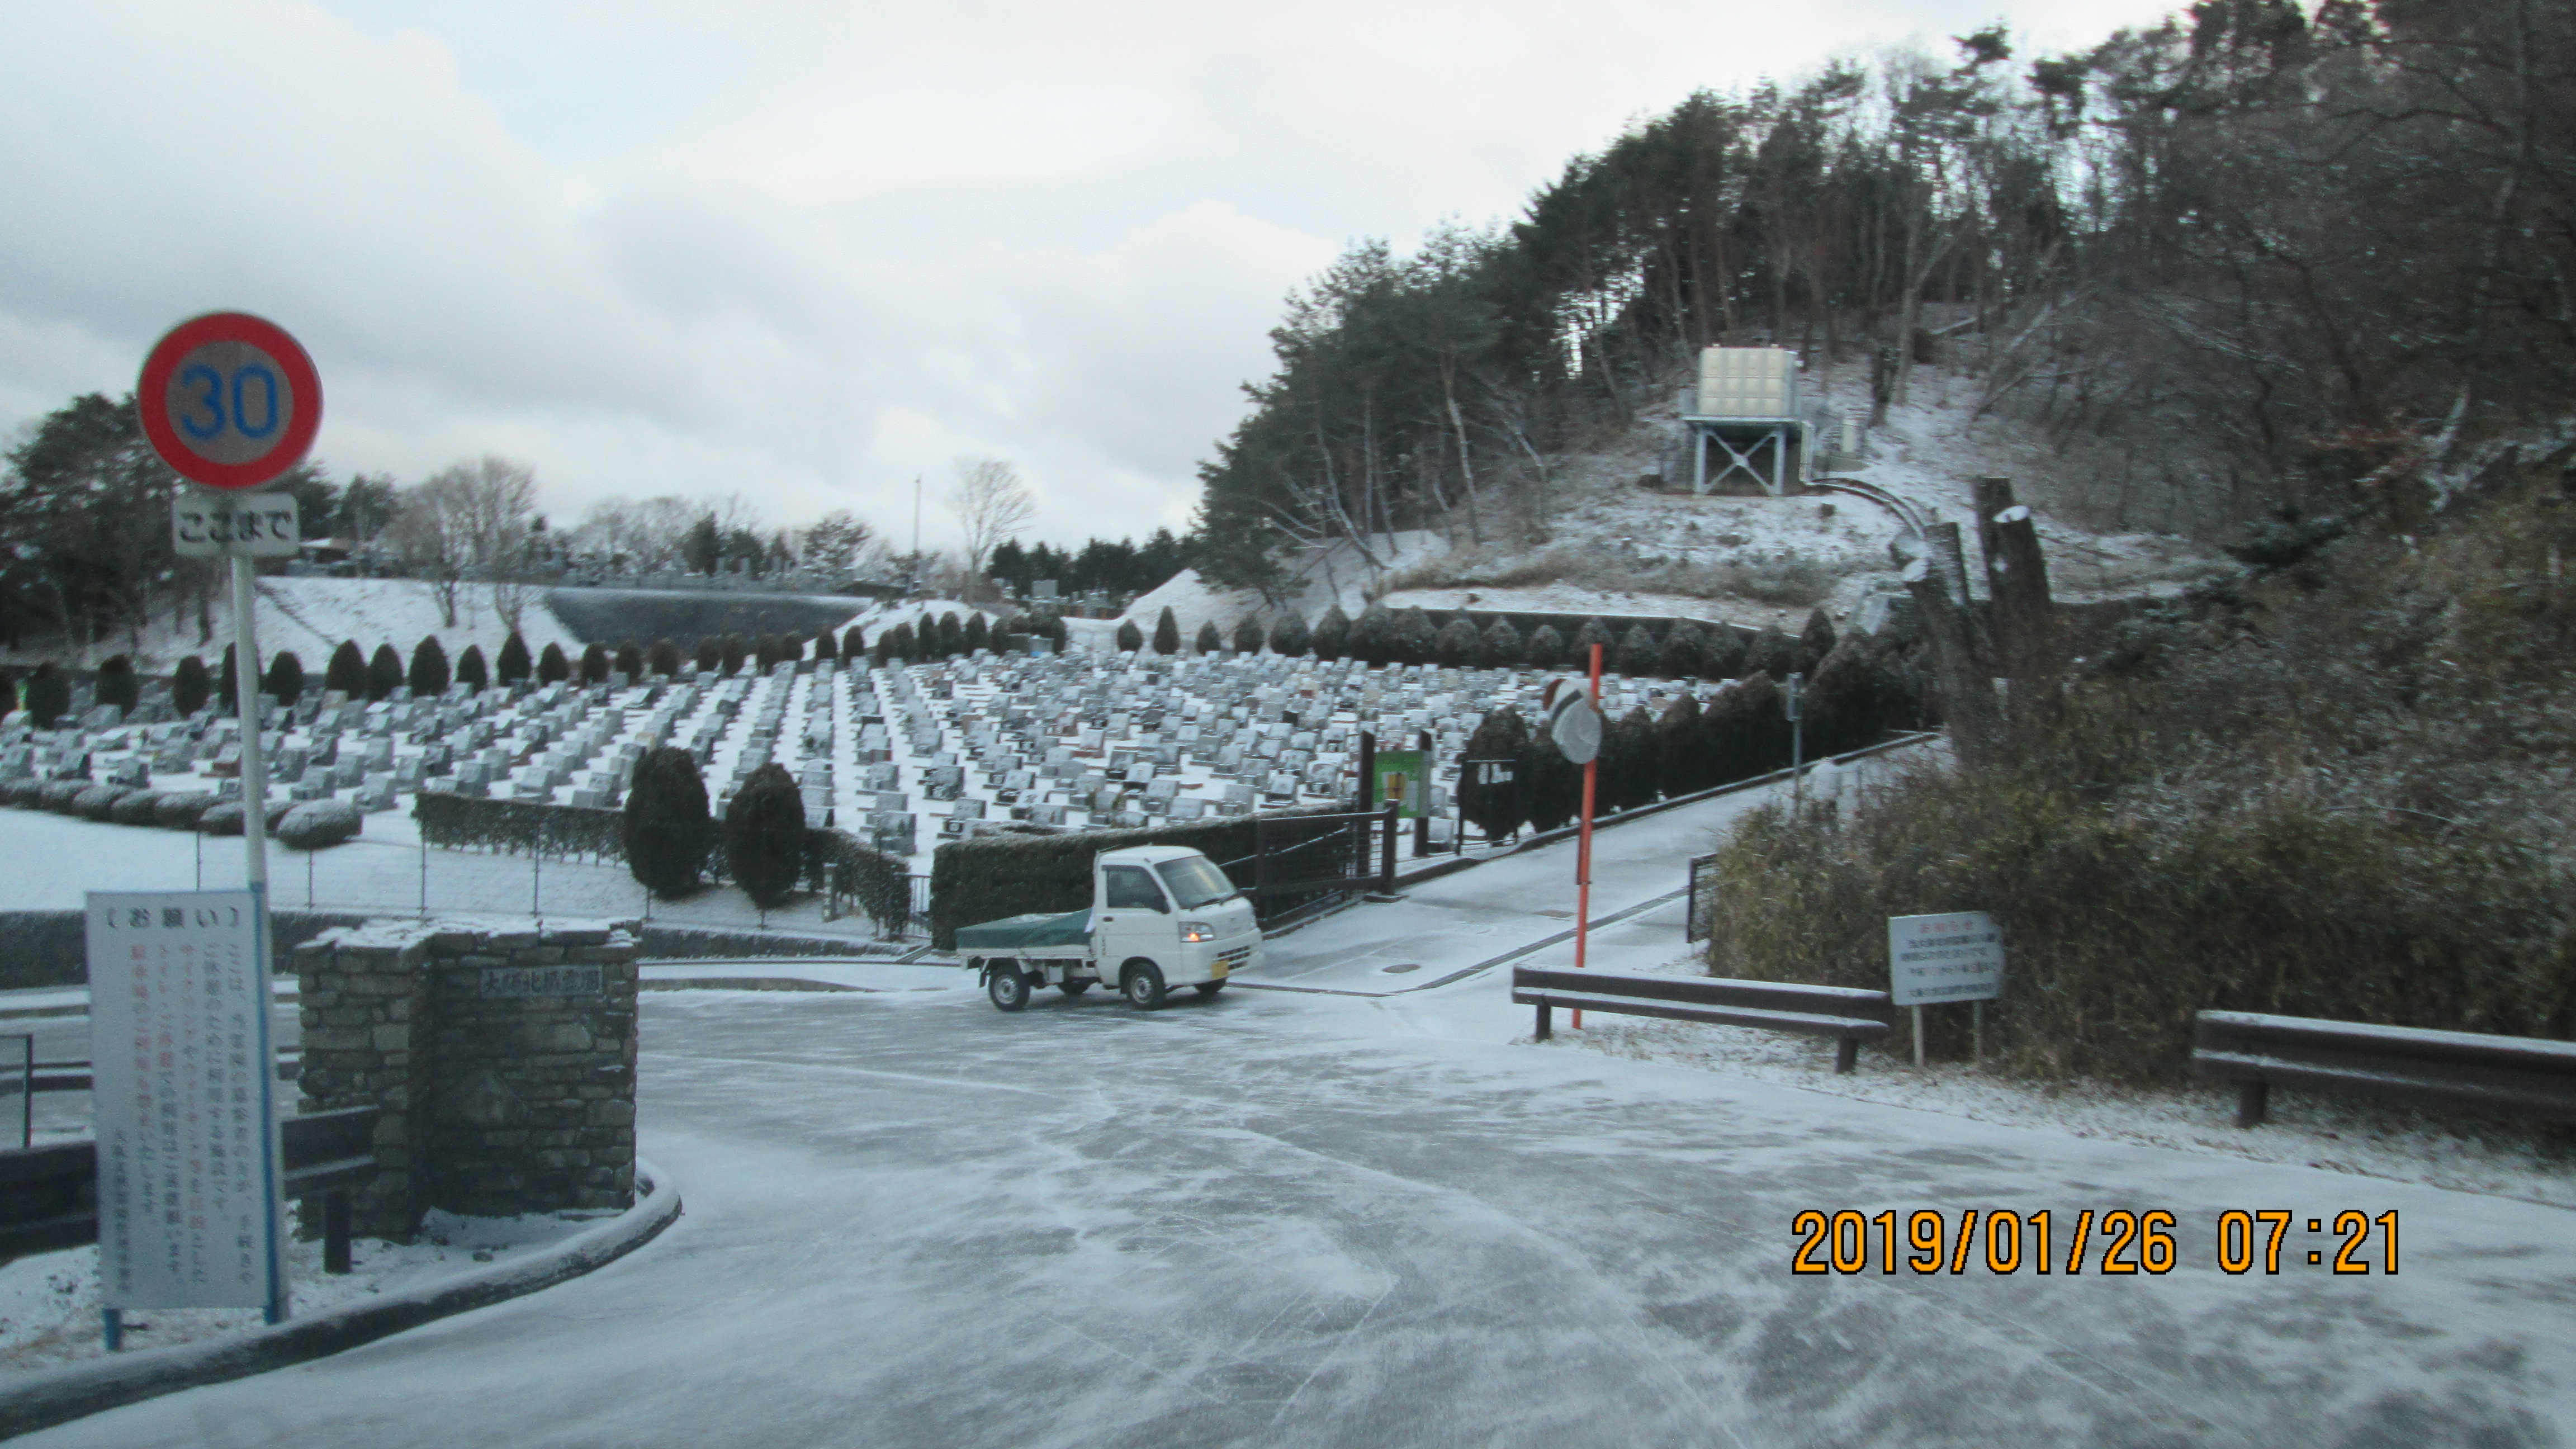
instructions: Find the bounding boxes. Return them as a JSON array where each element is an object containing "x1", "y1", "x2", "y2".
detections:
[{"x1": 295, "y1": 918, "x2": 639, "y2": 1239}]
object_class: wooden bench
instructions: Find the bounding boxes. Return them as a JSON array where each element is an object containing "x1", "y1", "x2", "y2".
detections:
[
  {"x1": 0, "y1": 1105, "x2": 382, "y2": 1273},
  {"x1": 2193, "y1": 1011, "x2": 2576, "y2": 1128},
  {"x1": 1512, "y1": 967, "x2": 1895, "y2": 1073}
]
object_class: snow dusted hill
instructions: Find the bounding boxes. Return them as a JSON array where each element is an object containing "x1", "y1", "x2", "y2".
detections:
[
  {"x1": 2, "y1": 577, "x2": 588, "y2": 673},
  {"x1": 1094, "y1": 357, "x2": 2233, "y2": 650}
]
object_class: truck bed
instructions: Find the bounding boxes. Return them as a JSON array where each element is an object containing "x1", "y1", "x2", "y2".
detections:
[{"x1": 955, "y1": 908, "x2": 1092, "y2": 953}]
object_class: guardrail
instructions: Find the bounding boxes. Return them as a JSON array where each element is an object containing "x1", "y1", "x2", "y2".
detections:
[
  {"x1": 1513, "y1": 967, "x2": 1896, "y2": 1073},
  {"x1": 0, "y1": 1106, "x2": 380, "y2": 1273},
  {"x1": 2192, "y1": 1011, "x2": 2576, "y2": 1128}
]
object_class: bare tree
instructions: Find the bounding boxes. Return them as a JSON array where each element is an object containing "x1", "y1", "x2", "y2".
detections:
[
  {"x1": 948, "y1": 458, "x2": 1035, "y2": 585},
  {"x1": 388, "y1": 455, "x2": 539, "y2": 628}
]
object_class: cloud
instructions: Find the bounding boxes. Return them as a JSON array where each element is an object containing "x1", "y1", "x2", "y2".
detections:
[{"x1": 1, "y1": 0, "x2": 2182, "y2": 556}]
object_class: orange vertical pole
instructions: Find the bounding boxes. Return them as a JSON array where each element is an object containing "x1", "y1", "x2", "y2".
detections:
[{"x1": 1572, "y1": 642, "x2": 1602, "y2": 1027}]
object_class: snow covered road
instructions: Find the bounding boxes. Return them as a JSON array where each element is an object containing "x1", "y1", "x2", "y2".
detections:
[{"x1": 26, "y1": 978, "x2": 2573, "y2": 1447}]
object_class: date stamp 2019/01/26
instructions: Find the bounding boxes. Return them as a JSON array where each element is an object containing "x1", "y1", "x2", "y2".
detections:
[{"x1": 1790, "y1": 1208, "x2": 2399, "y2": 1277}]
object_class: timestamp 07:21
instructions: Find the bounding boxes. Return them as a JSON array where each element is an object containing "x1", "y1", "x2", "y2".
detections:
[{"x1": 1790, "y1": 1208, "x2": 2399, "y2": 1277}]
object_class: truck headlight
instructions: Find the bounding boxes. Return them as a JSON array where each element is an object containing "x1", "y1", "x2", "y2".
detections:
[{"x1": 1179, "y1": 921, "x2": 1214, "y2": 943}]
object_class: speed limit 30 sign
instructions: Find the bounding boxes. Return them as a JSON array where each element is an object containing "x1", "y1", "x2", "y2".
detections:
[{"x1": 138, "y1": 312, "x2": 323, "y2": 491}]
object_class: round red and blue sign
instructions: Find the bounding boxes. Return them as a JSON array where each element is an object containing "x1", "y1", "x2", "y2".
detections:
[{"x1": 138, "y1": 312, "x2": 323, "y2": 491}]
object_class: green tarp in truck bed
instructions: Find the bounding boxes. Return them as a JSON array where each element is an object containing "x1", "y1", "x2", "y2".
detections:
[{"x1": 954, "y1": 908, "x2": 1092, "y2": 953}]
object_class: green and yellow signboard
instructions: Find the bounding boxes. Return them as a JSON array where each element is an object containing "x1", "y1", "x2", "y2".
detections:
[{"x1": 1372, "y1": 750, "x2": 1425, "y2": 819}]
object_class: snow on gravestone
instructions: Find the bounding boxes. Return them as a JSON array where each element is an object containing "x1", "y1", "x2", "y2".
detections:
[{"x1": 87, "y1": 890, "x2": 283, "y2": 1311}]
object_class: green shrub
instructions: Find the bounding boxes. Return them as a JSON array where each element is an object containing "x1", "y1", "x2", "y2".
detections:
[
  {"x1": 842, "y1": 626, "x2": 865, "y2": 659},
  {"x1": 1435, "y1": 619, "x2": 1480, "y2": 667},
  {"x1": 1520, "y1": 732, "x2": 1581, "y2": 831},
  {"x1": 812, "y1": 828, "x2": 911, "y2": 935},
  {"x1": 496, "y1": 632, "x2": 532, "y2": 685},
  {"x1": 24, "y1": 664, "x2": 68, "y2": 728},
  {"x1": 94, "y1": 655, "x2": 139, "y2": 713},
  {"x1": 537, "y1": 642, "x2": 570, "y2": 685},
  {"x1": 325, "y1": 640, "x2": 368, "y2": 698},
  {"x1": 721, "y1": 634, "x2": 746, "y2": 675},
  {"x1": 754, "y1": 635, "x2": 782, "y2": 673},
  {"x1": 623, "y1": 746, "x2": 713, "y2": 898},
  {"x1": 648, "y1": 639, "x2": 679, "y2": 676},
  {"x1": 1524, "y1": 624, "x2": 1565, "y2": 670},
  {"x1": 1195, "y1": 619, "x2": 1223, "y2": 655},
  {"x1": 581, "y1": 643, "x2": 610, "y2": 685},
  {"x1": 965, "y1": 614, "x2": 990, "y2": 654},
  {"x1": 1270, "y1": 612, "x2": 1310, "y2": 657},
  {"x1": 368, "y1": 643, "x2": 403, "y2": 700},
  {"x1": 1749, "y1": 624, "x2": 1797, "y2": 681},
  {"x1": 264, "y1": 650, "x2": 306, "y2": 705},
  {"x1": 455, "y1": 645, "x2": 489, "y2": 694},
  {"x1": 697, "y1": 636, "x2": 722, "y2": 673},
  {"x1": 1310, "y1": 606, "x2": 1350, "y2": 660},
  {"x1": 1152, "y1": 607, "x2": 1180, "y2": 655},
  {"x1": 1614, "y1": 625, "x2": 1658, "y2": 678},
  {"x1": 1115, "y1": 618, "x2": 1144, "y2": 653},
  {"x1": 1571, "y1": 617, "x2": 1616, "y2": 670},
  {"x1": 1800, "y1": 608, "x2": 1838, "y2": 670},
  {"x1": 1394, "y1": 608, "x2": 1437, "y2": 666},
  {"x1": 1480, "y1": 619, "x2": 1522, "y2": 667},
  {"x1": 1457, "y1": 708, "x2": 1531, "y2": 840},
  {"x1": 1233, "y1": 617, "x2": 1265, "y2": 654},
  {"x1": 1657, "y1": 695, "x2": 1707, "y2": 794},
  {"x1": 409, "y1": 636, "x2": 451, "y2": 697},
  {"x1": 1704, "y1": 626, "x2": 1748, "y2": 679},
  {"x1": 936, "y1": 613, "x2": 963, "y2": 657},
  {"x1": 723, "y1": 763, "x2": 807, "y2": 907},
  {"x1": 172, "y1": 655, "x2": 210, "y2": 717},
  {"x1": 1659, "y1": 622, "x2": 1706, "y2": 679},
  {"x1": 1351, "y1": 606, "x2": 1393, "y2": 666}
]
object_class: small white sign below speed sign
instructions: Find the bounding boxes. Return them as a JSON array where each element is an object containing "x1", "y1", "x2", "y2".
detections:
[{"x1": 172, "y1": 493, "x2": 300, "y2": 558}]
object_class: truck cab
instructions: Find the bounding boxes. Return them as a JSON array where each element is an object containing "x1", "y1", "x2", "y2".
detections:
[{"x1": 963, "y1": 845, "x2": 1263, "y2": 1011}]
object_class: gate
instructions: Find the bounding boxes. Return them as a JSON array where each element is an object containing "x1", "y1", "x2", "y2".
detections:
[{"x1": 1225, "y1": 805, "x2": 1398, "y2": 927}]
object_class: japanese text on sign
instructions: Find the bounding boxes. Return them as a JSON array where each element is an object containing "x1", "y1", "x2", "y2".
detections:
[
  {"x1": 87, "y1": 891, "x2": 282, "y2": 1311},
  {"x1": 1887, "y1": 911, "x2": 2005, "y2": 1006}
]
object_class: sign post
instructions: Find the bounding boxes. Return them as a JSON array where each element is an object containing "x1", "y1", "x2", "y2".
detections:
[
  {"x1": 127, "y1": 312, "x2": 324, "y2": 1343},
  {"x1": 1887, "y1": 912, "x2": 2005, "y2": 1068},
  {"x1": 1546, "y1": 651, "x2": 1606, "y2": 1024}
]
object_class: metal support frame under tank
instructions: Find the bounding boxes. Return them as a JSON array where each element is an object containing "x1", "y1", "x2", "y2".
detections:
[{"x1": 1687, "y1": 418, "x2": 1806, "y2": 498}]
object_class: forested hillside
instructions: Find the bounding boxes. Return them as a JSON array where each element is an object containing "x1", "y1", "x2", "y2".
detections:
[{"x1": 1195, "y1": 0, "x2": 2576, "y2": 597}]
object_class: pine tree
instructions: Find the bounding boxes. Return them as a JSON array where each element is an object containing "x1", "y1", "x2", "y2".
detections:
[
  {"x1": 647, "y1": 639, "x2": 679, "y2": 676},
  {"x1": 172, "y1": 655, "x2": 211, "y2": 717},
  {"x1": 841, "y1": 626, "x2": 865, "y2": 659},
  {"x1": 94, "y1": 655, "x2": 139, "y2": 713},
  {"x1": 1480, "y1": 618, "x2": 1522, "y2": 667},
  {"x1": 964, "y1": 614, "x2": 990, "y2": 654},
  {"x1": 1268, "y1": 612, "x2": 1310, "y2": 657},
  {"x1": 409, "y1": 636, "x2": 451, "y2": 698},
  {"x1": 265, "y1": 650, "x2": 306, "y2": 706},
  {"x1": 1350, "y1": 605, "x2": 1394, "y2": 666},
  {"x1": 1152, "y1": 607, "x2": 1181, "y2": 655},
  {"x1": 623, "y1": 745, "x2": 713, "y2": 898},
  {"x1": 1614, "y1": 624, "x2": 1658, "y2": 678},
  {"x1": 1659, "y1": 622, "x2": 1706, "y2": 679},
  {"x1": 1435, "y1": 618, "x2": 1481, "y2": 667},
  {"x1": 580, "y1": 642, "x2": 610, "y2": 685},
  {"x1": 496, "y1": 632, "x2": 532, "y2": 686},
  {"x1": 456, "y1": 644, "x2": 489, "y2": 693},
  {"x1": 1524, "y1": 624, "x2": 1566, "y2": 669},
  {"x1": 1704, "y1": 626, "x2": 1748, "y2": 680},
  {"x1": 25, "y1": 663, "x2": 69, "y2": 728},
  {"x1": 1232, "y1": 617, "x2": 1266, "y2": 654},
  {"x1": 885, "y1": 622, "x2": 916, "y2": 662},
  {"x1": 1571, "y1": 617, "x2": 1617, "y2": 670},
  {"x1": 937, "y1": 613, "x2": 963, "y2": 657},
  {"x1": 1115, "y1": 617, "x2": 1145, "y2": 653},
  {"x1": 812, "y1": 629, "x2": 839, "y2": 662},
  {"x1": 325, "y1": 641, "x2": 368, "y2": 698},
  {"x1": 1194, "y1": 619, "x2": 1223, "y2": 654},
  {"x1": 1309, "y1": 606, "x2": 1350, "y2": 660},
  {"x1": 1394, "y1": 607, "x2": 1438, "y2": 665},
  {"x1": 368, "y1": 643, "x2": 404, "y2": 700},
  {"x1": 721, "y1": 634, "x2": 746, "y2": 675},
  {"x1": 722, "y1": 762, "x2": 807, "y2": 907},
  {"x1": 754, "y1": 635, "x2": 782, "y2": 673},
  {"x1": 695, "y1": 637, "x2": 722, "y2": 673}
]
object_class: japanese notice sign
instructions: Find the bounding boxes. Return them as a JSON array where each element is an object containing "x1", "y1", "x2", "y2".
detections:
[
  {"x1": 1887, "y1": 911, "x2": 2005, "y2": 1007},
  {"x1": 87, "y1": 890, "x2": 283, "y2": 1311},
  {"x1": 1371, "y1": 749, "x2": 1425, "y2": 820}
]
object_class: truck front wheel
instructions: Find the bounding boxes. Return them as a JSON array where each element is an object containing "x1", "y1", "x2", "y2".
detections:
[
  {"x1": 988, "y1": 965, "x2": 1031, "y2": 1012},
  {"x1": 1121, "y1": 960, "x2": 1167, "y2": 1011}
]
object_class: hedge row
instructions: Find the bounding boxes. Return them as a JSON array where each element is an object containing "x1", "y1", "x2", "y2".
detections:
[
  {"x1": 414, "y1": 789, "x2": 628, "y2": 863},
  {"x1": 1110, "y1": 603, "x2": 1839, "y2": 682},
  {"x1": 926, "y1": 804, "x2": 1345, "y2": 949}
]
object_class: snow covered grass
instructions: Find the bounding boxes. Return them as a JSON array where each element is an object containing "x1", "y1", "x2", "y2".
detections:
[
  {"x1": 0, "y1": 577, "x2": 588, "y2": 676},
  {"x1": 0, "y1": 1208, "x2": 613, "y2": 1376},
  {"x1": 1546, "y1": 950, "x2": 2576, "y2": 1213}
]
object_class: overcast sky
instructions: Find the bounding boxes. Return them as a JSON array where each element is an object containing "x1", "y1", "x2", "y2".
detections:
[{"x1": 1, "y1": 0, "x2": 2178, "y2": 558}]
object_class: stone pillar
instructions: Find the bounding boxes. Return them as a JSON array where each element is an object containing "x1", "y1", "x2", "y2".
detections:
[
  {"x1": 294, "y1": 923, "x2": 437, "y2": 1239},
  {"x1": 294, "y1": 919, "x2": 640, "y2": 1238}
]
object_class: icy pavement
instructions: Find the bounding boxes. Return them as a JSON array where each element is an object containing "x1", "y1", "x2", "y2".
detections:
[{"x1": 26, "y1": 977, "x2": 2575, "y2": 1448}]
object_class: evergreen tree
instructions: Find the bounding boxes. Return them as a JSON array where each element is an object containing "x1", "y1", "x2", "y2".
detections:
[
  {"x1": 1457, "y1": 707, "x2": 1531, "y2": 841},
  {"x1": 1480, "y1": 618, "x2": 1522, "y2": 667},
  {"x1": 219, "y1": 645, "x2": 239, "y2": 711},
  {"x1": 723, "y1": 762, "x2": 807, "y2": 908},
  {"x1": 937, "y1": 613, "x2": 963, "y2": 657},
  {"x1": 1524, "y1": 624, "x2": 1566, "y2": 669},
  {"x1": 264, "y1": 650, "x2": 306, "y2": 705},
  {"x1": 1309, "y1": 605, "x2": 1350, "y2": 660},
  {"x1": 26, "y1": 662, "x2": 70, "y2": 728},
  {"x1": 0, "y1": 670, "x2": 15, "y2": 723},
  {"x1": 1750, "y1": 625, "x2": 1798, "y2": 682},
  {"x1": 885, "y1": 622, "x2": 916, "y2": 662},
  {"x1": 1232, "y1": 617, "x2": 1266, "y2": 654},
  {"x1": 368, "y1": 643, "x2": 404, "y2": 700},
  {"x1": 325, "y1": 641, "x2": 368, "y2": 699},
  {"x1": 537, "y1": 641, "x2": 570, "y2": 684},
  {"x1": 754, "y1": 635, "x2": 782, "y2": 673},
  {"x1": 409, "y1": 636, "x2": 451, "y2": 698},
  {"x1": 495, "y1": 632, "x2": 532, "y2": 686},
  {"x1": 1194, "y1": 619, "x2": 1223, "y2": 655},
  {"x1": 643, "y1": 640, "x2": 673, "y2": 676},
  {"x1": 695, "y1": 637, "x2": 721, "y2": 673},
  {"x1": 1657, "y1": 694, "x2": 1706, "y2": 795},
  {"x1": 1116, "y1": 618, "x2": 1145, "y2": 653},
  {"x1": 1704, "y1": 626, "x2": 1748, "y2": 680},
  {"x1": 455, "y1": 644, "x2": 489, "y2": 693},
  {"x1": 1350, "y1": 605, "x2": 1394, "y2": 666},
  {"x1": 1435, "y1": 618, "x2": 1481, "y2": 667},
  {"x1": 1521, "y1": 733, "x2": 1581, "y2": 832},
  {"x1": 1659, "y1": 622, "x2": 1706, "y2": 679},
  {"x1": 1152, "y1": 606, "x2": 1181, "y2": 655},
  {"x1": 1268, "y1": 612, "x2": 1310, "y2": 657},
  {"x1": 841, "y1": 626, "x2": 865, "y2": 659},
  {"x1": 1608, "y1": 705, "x2": 1660, "y2": 811},
  {"x1": 964, "y1": 613, "x2": 990, "y2": 654},
  {"x1": 94, "y1": 655, "x2": 139, "y2": 713},
  {"x1": 812, "y1": 629, "x2": 839, "y2": 662},
  {"x1": 1394, "y1": 607, "x2": 1438, "y2": 665},
  {"x1": 721, "y1": 634, "x2": 747, "y2": 675},
  {"x1": 1571, "y1": 617, "x2": 1617, "y2": 670},
  {"x1": 172, "y1": 655, "x2": 211, "y2": 717},
  {"x1": 1614, "y1": 624, "x2": 1659, "y2": 678},
  {"x1": 1800, "y1": 608, "x2": 1838, "y2": 670},
  {"x1": 581, "y1": 642, "x2": 610, "y2": 685},
  {"x1": 624, "y1": 745, "x2": 714, "y2": 898}
]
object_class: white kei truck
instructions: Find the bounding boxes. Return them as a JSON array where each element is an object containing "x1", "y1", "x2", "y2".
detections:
[{"x1": 959, "y1": 845, "x2": 1263, "y2": 1011}]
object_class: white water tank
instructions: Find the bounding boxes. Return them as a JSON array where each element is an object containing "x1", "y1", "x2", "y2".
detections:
[{"x1": 1694, "y1": 347, "x2": 1800, "y2": 419}]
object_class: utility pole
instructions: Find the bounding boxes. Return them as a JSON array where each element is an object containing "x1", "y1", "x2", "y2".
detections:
[{"x1": 911, "y1": 476, "x2": 922, "y2": 596}]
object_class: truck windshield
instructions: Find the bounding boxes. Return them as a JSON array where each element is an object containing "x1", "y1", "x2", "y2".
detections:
[{"x1": 1156, "y1": 856, "x2": 1238, "y2": 909}]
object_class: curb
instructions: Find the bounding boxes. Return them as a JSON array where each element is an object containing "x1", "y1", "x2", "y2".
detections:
[{"x1": 0, "y1": 1159, "x2": 684, "y2": 1440}]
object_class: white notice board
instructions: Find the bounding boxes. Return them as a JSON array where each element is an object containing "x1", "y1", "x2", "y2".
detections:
[
  {"x1": 1887, "y1": 912, "x2": 2005, "y2": 1007},
  {"x1": 87, "y1": 891, "x2": 284, "y2": 1310}
]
